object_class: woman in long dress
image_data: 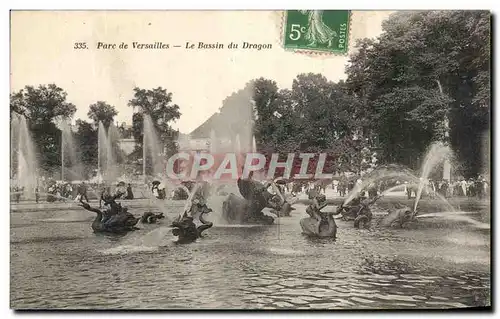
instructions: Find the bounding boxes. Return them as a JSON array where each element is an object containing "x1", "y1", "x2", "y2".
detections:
[{"x1": 299, "y1": 10, "x2": 337, "y2": 47}]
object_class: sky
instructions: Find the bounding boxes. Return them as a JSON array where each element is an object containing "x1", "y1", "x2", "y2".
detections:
[{"x1": 11, "y1": 11, "x2": 393, "y2": 134}]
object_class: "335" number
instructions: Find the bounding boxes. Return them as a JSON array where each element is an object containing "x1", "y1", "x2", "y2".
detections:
[{"x1": 74, "y1": 42, "x2": 88, "y2": 49}]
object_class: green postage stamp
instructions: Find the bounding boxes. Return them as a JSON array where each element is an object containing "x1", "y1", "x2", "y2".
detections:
[{"x1": 283, "y1": 10, "x2": 351, "y2": 54}]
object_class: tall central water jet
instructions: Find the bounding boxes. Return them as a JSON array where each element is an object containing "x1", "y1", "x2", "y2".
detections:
[
  {"x1": 143, "y1": 114, "x2": 164, "y2": 182},
  {"x1": 413, "y1": 142, "x2": 452, "y2": 212}
]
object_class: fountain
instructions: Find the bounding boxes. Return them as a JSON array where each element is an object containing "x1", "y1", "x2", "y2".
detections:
[
  {"x1": 97, "y1": 121, "x2": 121, "y2": 184},
  {"x1": 178, "y1": 182, "x2": 200, "y2": 221},
  {"x1": 377, "y1": 174, "x2": 455, "y2": 213},
  {"x1": 138, "y1": 114, "x2": 185, "y2": 219},
  {"x1": 97, "y1": 121, "x2": 107, "y2": 183},
  {"x1": 413, "y1": 142, "x2": 452, "y2": 212},
  {"x1": 333, "y1": 141, "x2": 468, "y2": 229},
  {"x1": 235, "y1": 134, "x2": 241, "y2": 154},
  {"x1": 11, "y1": 113, "x2": 39, "y2": 198},
  {"x1": 143, "y1": 114, "x2": 164, "y2": 182},
  {"x1": 364, "y1": 142, "x2": 490, "y2": 229},
  {"x1": 60, "y1": 120, "x2": 82, "y2": 181},
  {"x1": 342, "y1": 166, "x2": 419, "y2": 206},
  {"x1": 10, "y1": 117, "x2": 16, "y2": 179},
  {"x1": 106, "y1": 124, "x2": 120, "y2": 182},
  {"x1": 343, "y1": 142, "x2": 453, "y2": 211},
  {"x1": 415, "y1": 211, "x2": 490, "y2": 229},
  {"x1": 234, "y1": 134, "x2": 243, "y2": 176},
  {"x1": 378, "y1": 184, "x2": 406, "y2": 196}
]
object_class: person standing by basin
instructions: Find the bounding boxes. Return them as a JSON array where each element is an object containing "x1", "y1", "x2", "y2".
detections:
[
  {"x1": 99, "y1": 187, "x2": 108, "y2": 208},
  {"x1": 125, "y1": 183, "x2": 134, "y2": 200},
  {"x1": 35, "y1": 185, "x2": 39, "y2": 203},
  {"x1": 77, "y1": 182, "x2": 89, "y2": 203},
  {"x1": 13, "y1": 185, "x2": 22, "y2": 203}
]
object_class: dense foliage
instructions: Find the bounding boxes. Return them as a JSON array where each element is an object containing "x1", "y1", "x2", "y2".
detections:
[
  {"x1": 128, "y1": 87, "x2": 181, "y2": 157},
  {"x1": 87, "y1": 101, "x2": 118, "y2": 129},
  {"x1": 128, "y1": 87, "x2": 181, "y2": 174},
  {"x1": 74, "y1": 119, "x2": 98, "y2": 177},
  {"x1": 252, "y1": 10, "x2": 490, "y2": 177},
  {"x1": 77, "y1": 101, "x2": 122, "y2": 175},
  {"x1": 10, "y1": 84, "x2": 76, "y2": 173},
  {"x1": 346, "y1": 11, "x2": 490, "y2": 177},
  {"x1": 252, "y1": 75, "x2": 372, "y2": 175}
]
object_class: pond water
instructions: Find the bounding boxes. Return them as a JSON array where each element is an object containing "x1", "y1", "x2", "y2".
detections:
[{"x1": 10, "y1": 198, "x2": 490, "y2": 309}]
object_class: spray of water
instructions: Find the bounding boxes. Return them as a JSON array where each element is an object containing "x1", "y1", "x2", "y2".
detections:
[
  {"x1": 11, "y1": 113, "x2": 39, "y2": 198},
  {"x1": 141, "y1": 114, "x2": 186, "y2": 218},
  {"x1": 34, "y1": 192, "x2": 76, "y2": 202},
  {"x1": 343, "y1": 166, "x2": 417, "y2": 206},
  {"x1": 179, "y1": 183, "x2": 200, "y2": 220},
  {"x1": 413, "y1": 142, "x2": 452, "y2": 212},
  {"x1": 378, "y1": 184, "x2": 406, "y2": 196},
  {"x1": 417, "y1": 211, "x2": 490, "y2": 230},
  {"x1": 60, "y1": 120, "x2": 82, "y2": 180},
  {"x1": 343, "y1": 142, "x2": 455, "y2": 213},
  {"x1": 235, "y1": 134, "x2": 242, "y2": 154},
  {"x1": 369, "y1": 159, "x2": 487, "y2": 229},
  {"x1": 376, "y1": 170, "x2": 456, "y2": 213},
  {"x1": 106, "y1": 124, "x2": 120, "y2": 181},
  {"x1": 106, "y1": 182, "x2": 204, "y2": 254},
  {"x1": 97, "y1": 122, "x2": 107, "y2": 183},
  {"x1": 143, "y1": 114, "x2": 164, "y2": 180}
]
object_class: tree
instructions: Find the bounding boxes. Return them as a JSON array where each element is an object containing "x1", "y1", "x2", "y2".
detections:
[
  {"x1": 87, "y1": 101, "x2": 118, "y2": 129},
  {"x1": 252, "y1": 74, "x2": 368, "y2": 176},
  {"x1": 75, "y1": 119, "x2": 98, "y2": 178},
  {"x1": 252, "y1": 78, "x2": 280, "y2": 151},
  {"x1": 345, "y1": 10, "x2": 490, "y2": 177},
  {"x1": 10, "y1": 84, "x2": 77, "y2": 172},
  {"x1": 87, "y1": 101, "x2": 125, "y2": 168},
  {"x1": 128, "y1": 87, "x2": 181, "y2": 174}
]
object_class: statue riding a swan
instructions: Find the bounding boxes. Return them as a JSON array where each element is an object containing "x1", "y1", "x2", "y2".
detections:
[
  {"x1": 78, "y1": 193, "x2": 140, "y2": 234},
  {"x1": 300, "y1": 193, "x2": 338, "y2": 238}
]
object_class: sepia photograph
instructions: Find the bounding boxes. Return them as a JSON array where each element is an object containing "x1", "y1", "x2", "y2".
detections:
[{"x1": 9, "y1": 9, "x2": 491, "y2": 310}]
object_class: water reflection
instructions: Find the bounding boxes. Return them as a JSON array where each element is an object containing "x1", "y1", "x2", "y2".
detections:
[{"x1": 10, "y1": 202, "x2": 490, "y2": 309}]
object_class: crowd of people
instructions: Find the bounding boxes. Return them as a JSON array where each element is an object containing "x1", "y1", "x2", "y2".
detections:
[
  {"x1": 10, "y1": 178, "x2": 136, "y2": 204},
  {"x1": 401, "y1": 176, "x2": 490, "y2": 200},
  {"x1": 431, "y1": 176, "x2": 490, "y2": 199},
  {"x1": 271, "y1": 174, "x2": 490, "y2": 201},
  {"x1": 10, "y1": 171, "x2": 490, "y2": 204}
]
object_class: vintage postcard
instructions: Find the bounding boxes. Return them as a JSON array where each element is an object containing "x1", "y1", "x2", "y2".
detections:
[{"x1": 10, "y1": 10, "x2": 491, "y2": 310}]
